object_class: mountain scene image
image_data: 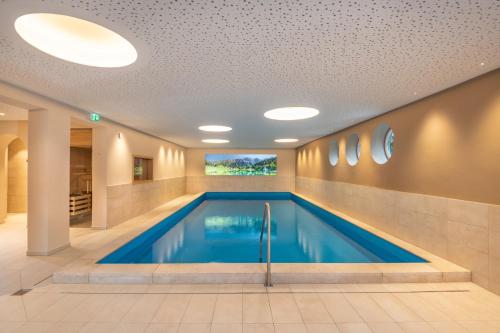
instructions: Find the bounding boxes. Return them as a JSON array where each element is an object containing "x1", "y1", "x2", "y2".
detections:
[{"x1": 205, "y1": 154, "x2": 277, "y2": 176}]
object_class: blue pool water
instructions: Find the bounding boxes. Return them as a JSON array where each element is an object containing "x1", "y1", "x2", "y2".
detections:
[{"x1": 99, "y1": 192, "x2": 426, "y2": 264}]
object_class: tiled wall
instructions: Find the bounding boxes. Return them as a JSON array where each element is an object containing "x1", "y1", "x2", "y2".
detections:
[
  {"x1": 186, "y1": 175, "x2": 295, "y2": 193},
  {"x1": 296, "y1": 176, "x2": 500, "y2": 294},
  {"x1": 106, "y1": 176, "x2": 186, "y2": 228}
]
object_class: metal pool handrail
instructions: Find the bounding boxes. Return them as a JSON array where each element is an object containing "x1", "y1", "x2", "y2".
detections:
[{"x1": 259, "y1": 202, "x2": 272, "y2": 287}]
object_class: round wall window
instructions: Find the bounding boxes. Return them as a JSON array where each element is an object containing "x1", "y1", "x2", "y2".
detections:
[
  {"x1": 329, "y1": 140, "x2": 339, "y2": 166},
  {"x1": 371, "y1": 123, "x2": 394, "y2": 164},
  {"x1": 346, "y1": 134, "x2": 360, "y2": 166}
]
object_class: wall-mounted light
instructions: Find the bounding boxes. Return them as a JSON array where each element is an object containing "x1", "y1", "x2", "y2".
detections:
[
  {"x1": 118, "y1": 132, "x2": 122, "y2": 139},
  {"x1": 0, "y1": 113, "x2": 5, "y2": 116}
]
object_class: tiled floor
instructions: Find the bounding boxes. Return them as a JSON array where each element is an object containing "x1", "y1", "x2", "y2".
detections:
[{"x1": 1, "y1": 282, "x2": 500, "y2": 332}]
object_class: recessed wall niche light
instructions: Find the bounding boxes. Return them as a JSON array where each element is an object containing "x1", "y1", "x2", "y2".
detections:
[
  {"x1": 198, "y1": 125, "x2": 232, "y2": 132},
  {"x1": 15, "y1": 13, "x2": 137, "y2": 67},
  {"x1": 202, "y1": 139, "x2": 229, "y2": 144},
  {"x1": 264, "y1": 107, "x2": 319, "y2": 120},
  {"x1": 274, "y1": 138, "x2": 299, "y2": 143}
]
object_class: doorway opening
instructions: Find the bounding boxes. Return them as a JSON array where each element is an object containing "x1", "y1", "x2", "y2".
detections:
[{"x1": 69, "y1": 127, "x2": 92, "y2": 228}]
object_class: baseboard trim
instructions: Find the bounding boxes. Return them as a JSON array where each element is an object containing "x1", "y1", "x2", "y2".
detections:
[{"x1": 27, "y1": 242, "x2": 70, "y2": 256}]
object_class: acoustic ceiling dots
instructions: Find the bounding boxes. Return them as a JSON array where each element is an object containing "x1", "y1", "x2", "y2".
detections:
[{"x1": 0, "y1": 0, "x2": 498, "y2": 147}]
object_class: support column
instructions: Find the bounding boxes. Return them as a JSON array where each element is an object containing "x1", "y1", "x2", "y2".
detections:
[
  {"x1": 91, "y1": 126, "x2": 108, "y2": 229},
  {"x1": 27, "y1": 109, "x2": 70, "y2": 255},
  {"x1": 0, "y1": 142, "x2": 8, "y2": 223}
]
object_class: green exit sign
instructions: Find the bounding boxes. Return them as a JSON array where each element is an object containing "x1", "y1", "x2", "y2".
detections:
[{"x1": 90, "y1": 113, "x2": 100, "y2": 122}]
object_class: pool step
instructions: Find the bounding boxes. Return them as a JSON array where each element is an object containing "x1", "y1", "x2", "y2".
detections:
[{"x1": 53, "y1": 262, "x2": 470, "y2": 284}]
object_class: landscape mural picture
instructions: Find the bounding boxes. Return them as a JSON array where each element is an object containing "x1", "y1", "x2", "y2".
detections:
[{"x1": 205, "y1": 154, "x2": 277, "y2": 176}]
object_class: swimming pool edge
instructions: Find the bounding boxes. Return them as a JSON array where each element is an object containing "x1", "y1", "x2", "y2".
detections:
[{"x1": 53, "y1": 191, "x2": 471, "y2": 284}]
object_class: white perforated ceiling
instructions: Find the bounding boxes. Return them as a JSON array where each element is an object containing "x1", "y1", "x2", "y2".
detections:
[{"x1": 0, "y1": 0, "x2": 499, "y2": 148}]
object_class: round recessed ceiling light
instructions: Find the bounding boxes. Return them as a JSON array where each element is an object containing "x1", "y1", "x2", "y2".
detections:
[
  {"x1": 15, "y1": 13, "x2": 137, "y2": 68},
  {"x1": 264, "y1": 107, "x2": 319, "y2": 120},
  {"x1": 274, "y1": 138, "x2": 299, "y2": 143},
  {"x1": 202, "y1": 139, "x2": 229, "y2": 144},
  {"x1": 198, "y1": 125, "x2": 232, "y2": 132}
]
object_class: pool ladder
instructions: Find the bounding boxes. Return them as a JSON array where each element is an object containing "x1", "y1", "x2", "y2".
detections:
[{"x1": 259, "y1": 202, "x2": 272, "y2": 287}]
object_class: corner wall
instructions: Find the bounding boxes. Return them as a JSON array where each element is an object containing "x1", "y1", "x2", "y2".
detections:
[
  {"x1": 295, "y1": 69, "x2": 500, "y2": 294},
  {"x1": 104, "y1": 125, "x2": 186, "y2": 228},
  {"x1": 186, "y1": 149, "x2": 295, "y2": 193}
]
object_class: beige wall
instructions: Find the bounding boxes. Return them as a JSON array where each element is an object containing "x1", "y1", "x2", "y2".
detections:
[
  {"x1": 295, "y1": 69, "x2": 500, "y2": 294},
  {"x1": 297, "y1": 69, "x2": 500, "y2": 205},
  {"x1": 186, "y1": 149, "x2": 295, "y2": 193},
  {"x1": 103, "y1": 124, "x2": 186, "y2": 227},
  {"x1": 7, "y1": 138, "x2": 27, "y2": 212},
  {"x1": 0, "y1": 81, "x2": 187, "y2": 232},
  {"x1": 0, "y1": 121, "x2": 27, "y2": 222}
]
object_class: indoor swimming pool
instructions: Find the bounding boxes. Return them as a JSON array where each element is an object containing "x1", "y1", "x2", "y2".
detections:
[{"x1": 99, "y1": 193, "x2": 425, "y2": 264}]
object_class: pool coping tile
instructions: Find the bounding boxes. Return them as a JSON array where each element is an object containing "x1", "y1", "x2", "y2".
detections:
[{"x1": 52, "y1": 192, "x2": 471, "y2": 285}]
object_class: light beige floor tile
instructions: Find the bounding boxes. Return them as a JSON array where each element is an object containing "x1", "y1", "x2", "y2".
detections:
[
  {"x1": 113, "y1": 322, "x2": 148, "y2": 333},
  {"x1": 418, "y1": 293, "x2": 473, "y2": 320},
  {"x1": 182, "y1": 294, "x2": 217, "y2": 323},
  {"x1": 29, "y1": 294, "x2": 89, "y2": 322},
  {"x1": 92, "y1": 294, "x2": 142, "y2": 323},
  {"x1": 243, "y1": 294, "x2": 273, "y2": 323},
  {"x1": 368, "y1": 322, "x2": 404, "y2": 333},
  {"x1": 61, "y1": 294, "x2": 115, "y2": 322},
  {"x1": 305, "y1": 323, "x2": 340, "y2": 333},
  {"x1": 145, "y1": 323, "x2": 179, "y2": 333},
  {"x1": 212, "y1": 294, "x2": 243, "y2": 323},
  {"x1": 22, "y1": 292, "x2": 65, "y2": 321},
  {"x1": 211, "y1": 323, "x2": 243, "y2": 333},
  {"x1": 46, "y1": 322, "x2": 84, "y2": 333},
  {"x1": 398, "y1": 322, "x2": 436, "y2": 333},
  {"x1": 370, "y1": 293, "x2": 421, "y2": 322},
  {"x1": 0, "y1": 296, "x2": 27, "y2": 322},
  {"x1": 458, "y1": 321, "x2": 500, "y2": 333},
  {"x1": 337, "y1": 322, "x2": 372, "y2": 333},
  {"x1": 79, "y1": 322, "x2": 117, "y2": 333},
  {"x1": 428, "y1": 321, "x2": 469, "y2": 333},
  {"x1": 394, "y1": 293, "x2": 450, "y2": 322},
  {"x1": 177, "y1": 323, "x2": 211, "y2": 333},
  {"x1": 293, "y1": 293, "x2": 333, "y2": 323},
  {"x1": 0, "y1": 322, "x2": 24, "y2": 333},
  {"x1": 121, "y1": 294, "x2": 165, "y2": 324},
  {"x1": 274, "y1": 323, "x2": 307, "y2": 333},
  {"x1": 268, "y1": 294, "x2": 303, "y2": 323},
  {"x1": 152, "y1": 293, "x2": 192, "y2": 323},
  {"x1": 242, "y1": 323, "x2": 275, "y2": 333},
  {"x1": 318, "y1": 293, "x2": 362, "y2": 323},
  {"x1": 13, "y1": 322, "x2": 53, "y2": 333},
  {"x1": 344, "y1": 293, "x2": 393, "y2": 323}
]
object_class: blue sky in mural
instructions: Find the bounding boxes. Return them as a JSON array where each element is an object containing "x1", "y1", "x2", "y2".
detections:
[{"x1": 205, "y1": 154, "x2": 275, "y2": 162}]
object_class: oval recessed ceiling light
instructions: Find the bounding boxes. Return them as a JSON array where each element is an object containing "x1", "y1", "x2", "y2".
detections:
[
  {"x1": 198, "y1": 125, "x2": 232, "y2": 132},
  {"x1": 15, "y1": 13, "x2": 137, "y2": 68},
  {"x1": 274, "y1": 138, "x2": 299, "y2": 143},
  {"x1": 202, "y1": 139, "x2": 229, "y2": 144},
  {"x1": 264, "y1": 107, "x2": 319, "y2": 120}
]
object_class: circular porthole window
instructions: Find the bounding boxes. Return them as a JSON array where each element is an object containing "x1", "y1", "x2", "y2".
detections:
[
  {"x1": 346, "y1": 134, "x2": 360, "y2": 166},
  {"x1": 329, "y1": 140, "x2": 339, "y2": 166},
  {"x1": 371, "y1": 123, "x2": 394, "y2": 164}
]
